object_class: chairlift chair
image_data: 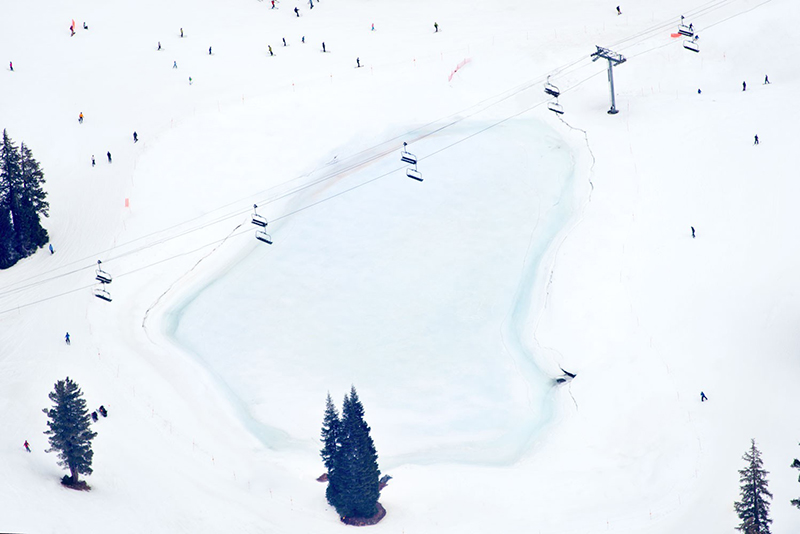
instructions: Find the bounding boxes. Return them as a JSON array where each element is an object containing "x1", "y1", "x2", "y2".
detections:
[
  {"x1": 406, "y1": 167, "x2": 423, "y2": 181},
  {"x1": 95, "y1": 268, "x2": 112, "y2": 284},
  {"x1": 544, "y1": 76, "x2": 561, "y2": 98},
  {"x1": 547, "y1": 99, "x2": 565, "y2": 115},
  {"x1": 93, "y1": 287, "x2": 112, "y2": 302},
  {"x1": 683, "y1": 38, "x2": 700, "y2": 53},
  {"x1": 678, "y1": 24, "x2": 694, "y2": 37},
  {"x1": 251, "y1": 204, "x2": 268, "y2": 227},
  {"x1": 255, "y1": 229, "x2": 273, "y2": 244},
  {"x1": 400, "y1": 142, "x2": 417, "y2": 165}
]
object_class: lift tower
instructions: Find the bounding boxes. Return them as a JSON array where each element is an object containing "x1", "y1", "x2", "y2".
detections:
[{"x1": 591, "y1": 46, "x2": 627, "y2": 114}]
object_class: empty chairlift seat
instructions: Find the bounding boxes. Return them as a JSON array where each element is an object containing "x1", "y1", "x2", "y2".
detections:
[
  {"x1": 406, "y1": 167, "x2": 423, "y2": 181},
  {"x1": 251, "y1": 204, "x2": 268, "y2": 227},
  {"x1": 544, "y1": 76, "x2": 560, "y2": 98},
  {"x1": 255, "y1": 229, "x2": 273, "y2": 244},
  {"x1": 94, "y1": 287, "x2": 112, "y2": 302},
  {"x1": 683, "y1": 38, "x2": 700, "y2": 53},
  {"x1": 547, "y1": 100, "x2": 565, "y2": 115},
  {"x1": 95, "y1": 268, "x2": 112, "y2": 284},
  {"x1": 400, "y1": 142, "x2": 417, "y2": 165}
]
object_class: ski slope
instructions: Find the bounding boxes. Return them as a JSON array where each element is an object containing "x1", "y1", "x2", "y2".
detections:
[{"x1": 2, "y1": 0, "x2": 800, "y2": 532}]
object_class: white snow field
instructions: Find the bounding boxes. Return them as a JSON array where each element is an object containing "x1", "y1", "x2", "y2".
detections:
[{"x1": 2, "y1": 0, "x2": 800, "y2": 532}]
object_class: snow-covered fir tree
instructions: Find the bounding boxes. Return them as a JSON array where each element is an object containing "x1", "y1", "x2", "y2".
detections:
[
  {"x1": 43, "y1": 377, "x2": 97, "y2": 488},
  {"x1": 320, "y1": 386, "x2": 381, "y2": 519},
  {"x1": 734, "y1": 439, "x2": 773, "y2": 534}
]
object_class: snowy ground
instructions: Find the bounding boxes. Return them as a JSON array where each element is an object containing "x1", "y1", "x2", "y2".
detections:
[{"x1": 2, "y1": 0, "x2": 800, "y2": 532}]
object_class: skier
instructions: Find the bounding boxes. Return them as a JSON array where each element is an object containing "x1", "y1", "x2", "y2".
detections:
[
  {"x1": 283, "y1": 37, "x2": 287, "y2": 46},
  {"x1": 689, "y1": 23, "x2": 693, "y2": 31},
  {"x1": 700, "y1": 391, "x2": 708, "y2": 402},
  {"x1": 301, "y1": 36, "x2": 305, "y2": 43},
  {"x1": 309, "y1": 0, "x2": 313, "y2": 8},
  {"x1": 91, "y1": 155, "x2": 95, "y2": 167},
  {"x1": 268, "y1": 45, "x2": 273, "y2": 56},
  {"x1": 9, "y1": 61, "x2": 12, "y2": 71},
  {"x1": 83, "y1": 22, "x2": 88, "y2": 30},
  {"x1": 754, "y1": 134, "x2": 759, "y2": 145},
  {"x1": 742, "y1": 81, "x2": 746, "y2": 91},
  {"x1": 271, "y1": 0, "x2": 275, "y2": 7},
  {"x1": 209, "y1": 46, "x2": 212, "y2": 55},
  {"x1": 180, "y1": 28, "x2": 184, "y2": 38},
  {"x1": 70, "y1": 23, "x2": 75, "y2": 37},
  {"x1": 434, "y1": 22, "x2": 439, "y2": 32},
  {"x1": 49, "y1": 243, "x2": 54, "y2": 254},
  {"x1": 78, "y1": 112, "x2": 84, "y2": 124},
  {"x1": 616, "y1": 5, "x2": 621, "y2": 15},
  {"x1": 691, "y1": 226, "x2": 695, "y2": 238},
  {"x1": 371, "y1": 23, "x2": 375, "y2": 31},
  {"x1": 189, "y1": 76, "x2": 193, "y2": 85},
  {"x1": 356, "y1": 57, "x2": 360, "y2": 68},
  {"x1": 764, "y1": 74, "x2": 770, "y2": 84},
  {"x1": 322, "y1": 42, "x2": 326, "y2": 53},
  {"x1": 65, "y1": 332, "x2": 71, "y2": 345},
  {"x1": 99, "y1": 405, "x2": 108, "y2": 417},
  {"x1": 107, "y1": 151, "x2": 112, "y2": 163},
  {"x1": 24, "y1": 440, "x2": 31, "y2": 452},
  {"x1": 158, "y1": 41, "x2": 162, "y2": 51},
  {"x1": 173, "y1": 60, "x2": 178, "y2": 68},
  {"x1": 133, "y1": 131, "x2": 138, "y2": 143},
  {"x1": 294, "y1": 6, "x2": 299, "y2": 16}
]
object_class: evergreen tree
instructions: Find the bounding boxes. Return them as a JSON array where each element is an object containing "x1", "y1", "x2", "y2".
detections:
[
  {"x1": 0, "y1": 129, "x2": 22, "y2": 268},
  {"x1": 15, "y1": 142, "x2": 49, "y2": 252},
  {"x1": 321, "y1": 393, "x2": 344, "y2": 511},
  {"x1": 42, "y1": 377, "x2": 97, "y2": 487},
  {"x1": 734, "y1": 439, "x2": 773, "y2": 534},
  {"x1": 320, "y1": 386, "x2": 381, "y2": 519},
  {"x1": 791, "y1": 444, "x2": 800, "y2": 509},
  {"x1": 0, "y1": 130, "x2": 49, "y2": 268}
]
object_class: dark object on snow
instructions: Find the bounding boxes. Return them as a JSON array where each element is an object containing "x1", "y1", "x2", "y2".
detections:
[
  {"x1": 764, "y1": 75, "x2": 770, "y2": 84},
  {"x1": 158, "y1": 41, "x2": 161, "y2": 51},
  {"x1": 283, "y1": 38, "x2": 286, "y2": 47},
  {"x1": 107, "y1": 151, "x2": 112, "y2": 163},
  {"x1": 65, "y1": 332, "x2": 70, "y2": 345},
  {"x1": 317, "y1": 472, "x2": 328, "y2": 482},
  {"x1": 560, "y1": 367, "x2": 577, "y2": 379},
  {"x1": 24, "y1": 440, "x2": 31, "y2": 452},
  {"x1": 83, "y1": 22, "x2": 88, "y2": 30},
  {"x1": 180, "y1": 28, "x2": 184, "y2": 38},
  {"x1": 133, "y1": 131, "x2": 138, "y2": 143},
  {"x1": 434, "y1": 22, "x2": 438, "y2": 32},
  {"x1": 9, "y1": 61, "x2": 13, "y2": 71},
  {"x1": 295, "y1": 6, "x2": 299, "y2": 16},
  {"x1": 742, "y1": 81, "x2": 746, "y2": 91},
  {"x1": 340, "y1": 503, "x2": 386, "y2": 526},
  {"x1": 98, "y1": 405, "x2": 107, "y2": 417},
  {"x1": 356, "y1": 57, "x2": 360, "y2": 67},
  {"x1": 754, "y1": 135, "x2": 759, "y2": 145},
  {"x1": 616, "y1": 5, "x2": 621, "y2": 15},
  {"x1": 700, "y1": 391, "x2": 707, "y2": 402},
  {"x1": 322, "y1": 42, "x2": 326, "y2": 53},
  {"x1": 691, "y1": 226, "x2": 695, "y2": 238},
  {"x1": 91, "y1": 411, "x2": 98, "y2": 422},
  {"x1": 378, "y1": 474, "x2": 392, "y2": 490},
  {"x1": 91, "y1": 155, "x2": 95, "y2": 167},
  {"x1": 49, "y1": 243, "x2": 54, "y2": 254}
]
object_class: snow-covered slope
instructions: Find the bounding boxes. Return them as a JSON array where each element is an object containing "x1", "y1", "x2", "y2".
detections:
[{"x1": 2, "y1": 0, "x2": 799, "y2": 532}]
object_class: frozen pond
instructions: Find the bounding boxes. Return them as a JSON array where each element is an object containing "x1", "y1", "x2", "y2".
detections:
[{"x1": 166, "y1": 119, "x2": 579, "y2": 466}]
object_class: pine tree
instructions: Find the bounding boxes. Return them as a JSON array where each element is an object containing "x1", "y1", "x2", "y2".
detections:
[
  {"x1": 0, "y1": 130, "x2": 49, "y2": 268},
  {"x1": 734, "y1": 439, "x2": 773, "y2": 534},
  {"x1": 321, "y1": 393, "x2": 344, "y2": 511},
  {"x1": 320, "y1": 386, "x2": 381, "y2": 520},
  {"x1": 0, "y1": 129, "x2": 22, "y2": 268},
  {"x1": 15, "y1": 142, "x2": 49, "y2": 252},
  {"x1": 42, "y1": 377, "x2": 97, "y2": 488},
  {"x1": 791, "y1": 444, "x2": 800, "y2": 509},
  {"x1": 339, "y1": 386, "x2": 381, "y2": 518}
]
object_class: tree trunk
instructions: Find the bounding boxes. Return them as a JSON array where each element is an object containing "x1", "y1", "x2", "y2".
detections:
[{"x1": 70, "y1": 466, "x2": 79, "y2": 485}]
